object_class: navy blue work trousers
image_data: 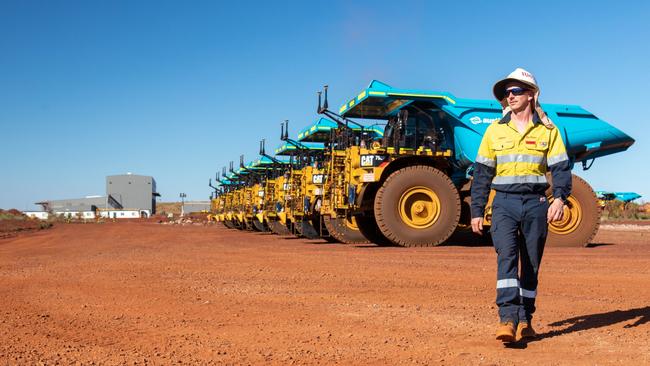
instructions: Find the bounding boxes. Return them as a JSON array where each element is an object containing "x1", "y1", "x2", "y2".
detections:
[{"x1": 490, "y1": 191, "x2": 548, "y2": 324}]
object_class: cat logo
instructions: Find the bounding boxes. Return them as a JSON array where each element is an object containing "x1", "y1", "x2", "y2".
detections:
[
  {"x1": 312, "y1": 174, "x2": 325, "y2": 184},
  {"x1": 360, "y1": 154, "x2": 386, "y2": 167}
]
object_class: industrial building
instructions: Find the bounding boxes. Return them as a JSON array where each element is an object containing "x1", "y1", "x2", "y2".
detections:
[
  {"x1": 23, "y1": 211, "x2": 49, "y2": 220},
  {"x1": 36, "y1": 173, "x2": 160, "y2": 218},
  {"x1": 106, "y1": 174, "x2": 158, "y2": 214},
  {"x1": 37, "y1": 196, "x2": 106, "y2": 215}
]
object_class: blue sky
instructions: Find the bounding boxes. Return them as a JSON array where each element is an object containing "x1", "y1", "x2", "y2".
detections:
[{"x1": 1, "y1": 0, "x2": 648, "y2": 210}]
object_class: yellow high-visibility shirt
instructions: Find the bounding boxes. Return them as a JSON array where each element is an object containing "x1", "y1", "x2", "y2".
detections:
[{"x1": 470, "y1": 112, "x2": 572, "y2": 218}]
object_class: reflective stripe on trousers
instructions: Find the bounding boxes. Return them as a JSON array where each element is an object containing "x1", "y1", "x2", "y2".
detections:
[{"x1": 495, "y1": 280, "x2": 538, "y2": 299}]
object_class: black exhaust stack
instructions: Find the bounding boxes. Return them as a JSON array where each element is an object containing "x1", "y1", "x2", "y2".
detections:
[{"x1": 317, "y1": 91, "x2": 322, "y2": 113}]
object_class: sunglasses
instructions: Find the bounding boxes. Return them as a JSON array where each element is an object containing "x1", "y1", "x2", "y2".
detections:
[{"x1": 504, "y1": 87, "x2": 528, "y2": 97}]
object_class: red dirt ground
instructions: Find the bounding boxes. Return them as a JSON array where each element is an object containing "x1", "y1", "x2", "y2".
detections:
[{"x1": 0, "y1": 222, "x2": 648, "y2": 365}]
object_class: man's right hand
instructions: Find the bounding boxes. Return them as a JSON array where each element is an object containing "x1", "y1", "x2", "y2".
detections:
[{"x1": 471, "y1": 217, "x2": 484, "y2": 235}]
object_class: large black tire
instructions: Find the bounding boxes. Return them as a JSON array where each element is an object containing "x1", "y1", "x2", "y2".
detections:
[
  {"x1": 232, "y1": 216, "x2": 244, "y2": 230},
  {"x1": 310, "y1": 198, "x2": 338, "y2": 243},
  {"x1": 296, "y1": 220, "x2": 321, "y2": 239},
  {"x1": 268, "y1": 219, "x2": 292, "y2": 236},
  {"x1": 354, "y1": 214, "x2": 393, "y2": 246},
  {"x1": 546, "y1": 174, "x2": 600, "y2": 247},
  {"x1": 375, "y1": 165, "x2": 461, "y2": 247},
  {"x1": 322, "y1": 215, "x2": 370, "y2": 244},
  {"x1": 286, "y1": 219, "x2": 297, "y2": 236},
  {"x1": 223, "y1": 220, "x2": 235, "y2": 229},
  {"x1": 252, "y1": 217, "x2": 268, "y2": 232},
  {"x1": 243, "y1": 217, "x2": 255, "y2": 231}
]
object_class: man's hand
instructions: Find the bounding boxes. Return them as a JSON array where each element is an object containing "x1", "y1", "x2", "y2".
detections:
[
  {"x1": 547, "y1": 198, "x2": 565, "y2": 223},
  {"x1": 471, "y1": 217, "x2": 484, "y2": 235}
]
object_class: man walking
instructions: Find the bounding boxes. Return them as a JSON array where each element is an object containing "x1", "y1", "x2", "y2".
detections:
[{"x1": 470, "y1": 68, "x2": 572, "y2": 342}]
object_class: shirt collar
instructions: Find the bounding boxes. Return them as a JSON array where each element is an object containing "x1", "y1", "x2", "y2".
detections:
[{"x1": 498, "y1": 111, "x2": 541, "y2": 125}]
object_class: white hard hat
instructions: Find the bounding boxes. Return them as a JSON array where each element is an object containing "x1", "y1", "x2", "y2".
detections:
[
  {"x1": 493, "y1": 67, "x2": 539, "y2": 101},
  {"x1": 492, "y1": 67, "x2": 555, "y2": 129}
]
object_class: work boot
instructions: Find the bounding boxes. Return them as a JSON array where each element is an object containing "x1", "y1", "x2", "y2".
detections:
[
  {"x1": 496, "y1": 321, "x2": 516, "y2": 342},
  {"x1": 516, "y1": 321, "x2": 536, "y2": 340}
]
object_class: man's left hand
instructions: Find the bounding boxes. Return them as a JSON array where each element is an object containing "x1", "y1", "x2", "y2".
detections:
[{"x1": 547, "y1": 198, "x2": 565, "y2": 223}]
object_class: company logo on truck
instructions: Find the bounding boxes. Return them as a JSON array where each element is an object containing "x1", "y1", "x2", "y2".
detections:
[
  {"x1": 360, "y1": 154, "x2": 387, "y2": 167},
  {"x1": 469, "y1": 116, "x2": 500, "y2": 125},
  {"x1": 312, "y1": 174, "x2": 325, "y2": 184}
]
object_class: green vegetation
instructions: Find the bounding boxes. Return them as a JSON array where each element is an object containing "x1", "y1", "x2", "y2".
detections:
[
  {"x1": 0, "y1": 209, "x2": 25, "y2": 221},
  {"x1": 601, "y1": 201, "x2": 650, "y2": 221}
]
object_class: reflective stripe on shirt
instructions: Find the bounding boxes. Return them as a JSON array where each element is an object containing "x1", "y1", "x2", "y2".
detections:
[
  {"x1": 492, "y1": 175, "x2": 548, "y2": 185},
  {"x1": 547, "y1": 152, "x2": 569, "y2": 166},
  {"x1": 476, "y1": 154, "x2": 496, "y2": 168},
  {"x1": 496, "y1": 153, "x2": 546, "y2": 165}
]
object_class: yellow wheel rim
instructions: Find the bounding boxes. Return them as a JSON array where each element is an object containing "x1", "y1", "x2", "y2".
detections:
[
  {"x1": 345, "y1": 216, "x2": 359, "y2": 230},
  {"x1": 549, "y1": 195, "x2": 582, "y2": 235},
  {"x1": 398, "y1": 186, "x2": 441, "y2": 229}
]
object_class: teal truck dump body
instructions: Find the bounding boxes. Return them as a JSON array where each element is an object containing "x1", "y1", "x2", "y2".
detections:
[{"x1": 339, "y1": 80, "x2": 634, "y2": 181}]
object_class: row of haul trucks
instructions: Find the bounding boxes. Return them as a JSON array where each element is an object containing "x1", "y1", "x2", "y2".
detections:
[{"x1": 209, "y1": 81, "x2": 634, "y2": 247}]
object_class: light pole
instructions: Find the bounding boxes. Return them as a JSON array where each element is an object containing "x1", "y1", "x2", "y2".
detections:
[{"x1": 180, "y1": 193, "x2": 187, "y2": 216}]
